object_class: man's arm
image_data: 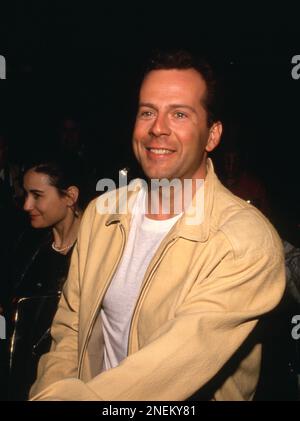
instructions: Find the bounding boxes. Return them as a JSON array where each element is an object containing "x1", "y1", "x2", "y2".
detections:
[{"x1": 30, "y1": 239, "x2": 285, "y2": 401}]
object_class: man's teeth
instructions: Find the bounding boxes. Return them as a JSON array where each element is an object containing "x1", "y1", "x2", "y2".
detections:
[{"x1": 149, "y1": 148, "x2": 173, "y2": 154}]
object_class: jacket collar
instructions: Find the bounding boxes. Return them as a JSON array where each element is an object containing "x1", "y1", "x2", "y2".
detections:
[
  {"x1": 104, "y1": 158, "x2": 217, "y2": 243},
  {"x1": 172, "y1": 158, "x2": 216, "y2": 242}
]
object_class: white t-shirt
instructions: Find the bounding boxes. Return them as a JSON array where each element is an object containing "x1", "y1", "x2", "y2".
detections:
[{"x1": 101, "y1": 188, "x2": 181, "y2": 371}]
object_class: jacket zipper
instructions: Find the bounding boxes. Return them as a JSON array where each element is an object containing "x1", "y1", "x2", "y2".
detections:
[
  {"x1": 78, "y1": 223, "x2": 126, "y2": 377},
  {"x1": 127, "y1": 237, "x2": 178, "y2": 354}
]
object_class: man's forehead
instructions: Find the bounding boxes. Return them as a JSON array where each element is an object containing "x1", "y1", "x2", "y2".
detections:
[
  {"x1": 140, "y1": 68, "x2": 207, "y2": 96},
  {"x1": 139, "y1": 69, "x2": 207, "y2": 107}
]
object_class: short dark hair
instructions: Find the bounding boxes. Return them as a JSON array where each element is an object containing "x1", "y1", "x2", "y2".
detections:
[
  {"x1": 143, "y1": 50, "x2": 222, "y2": 127},
  {"x1": 33, "y1": 160, "x2": 77, "y2": 194},
  {"x1": 26, "y1": 158, "x2": 87, "y2": 211}
]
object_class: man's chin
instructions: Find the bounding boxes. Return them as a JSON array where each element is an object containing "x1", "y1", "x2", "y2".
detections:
[{"x1": 142, "y1": 168, "x2": 176, "y2": 181}]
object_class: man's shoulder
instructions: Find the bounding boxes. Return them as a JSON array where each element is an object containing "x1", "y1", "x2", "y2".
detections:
[
  {"x1": 213, "y1": 185, "x2": 283, "y2": 259},
  {"x1": 81, "y1": 196, "x2": 99, "y2": 221}
]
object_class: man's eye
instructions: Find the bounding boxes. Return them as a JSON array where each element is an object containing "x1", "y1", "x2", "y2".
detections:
[
  {"x1": 174, "y1": 112, "x2": 187, "y2": 119},
  {"x1": 140, "y1": 110, "x2": 154, "y2": 118},
  {"x1": 33, "y1": 193, "x2": 41, "y2": 199}
]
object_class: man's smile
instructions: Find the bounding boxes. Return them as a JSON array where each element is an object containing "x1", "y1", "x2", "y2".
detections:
[{"x1": 145, "y1": 146, "x2": 176, "y2": 158}]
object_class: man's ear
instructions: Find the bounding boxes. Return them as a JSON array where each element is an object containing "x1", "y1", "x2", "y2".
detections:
[
  {"x1": 66, "y1": 186, "x2": 79, "y2": 207},
  {"x1": 206, "y1": 121, "x2": 222, "y2": 152}
]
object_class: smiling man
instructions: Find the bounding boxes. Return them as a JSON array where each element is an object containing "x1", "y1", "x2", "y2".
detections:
[
  {"x1": 133, "y1": 67, "x2": 221, "y2": 182},
  {"x1": 30, "y1": 50, "x2": 285, "y2": 401}
]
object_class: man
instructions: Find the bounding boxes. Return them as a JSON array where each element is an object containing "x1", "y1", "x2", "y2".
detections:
[{"x1": 30, "y1": 51, "x2": 285, "y2": 401}]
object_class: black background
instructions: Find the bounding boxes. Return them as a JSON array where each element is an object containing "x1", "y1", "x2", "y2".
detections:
[{"x1": 1, "y1": 2, "x2": 300, "y2": 244}]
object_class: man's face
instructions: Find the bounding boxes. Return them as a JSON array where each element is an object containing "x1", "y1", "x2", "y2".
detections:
[{"x1": 133, "y1": 69, "x2": 222, "y2": 181}]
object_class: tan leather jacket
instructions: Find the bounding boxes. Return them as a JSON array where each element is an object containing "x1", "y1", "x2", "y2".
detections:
[{"x1": 30, "y1": 160, "x2": 285, "y2": 401}]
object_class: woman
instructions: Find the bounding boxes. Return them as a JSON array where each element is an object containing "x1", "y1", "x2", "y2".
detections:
[{"x1": 7, "y1": 159, "x2": 86, "y2": 400}]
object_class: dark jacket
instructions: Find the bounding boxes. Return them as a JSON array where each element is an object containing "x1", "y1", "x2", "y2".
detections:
[{"x1": 7, "y1": 228, "x2": 74, "y2": 401}]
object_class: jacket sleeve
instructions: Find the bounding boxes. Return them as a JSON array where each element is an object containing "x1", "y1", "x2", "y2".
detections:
[
  {"x1": 30, "y1": 233, "x2": 285, "y2": 401},
  {"x1": 29, "y1": 242, "x2": 81, "y2": 398}
]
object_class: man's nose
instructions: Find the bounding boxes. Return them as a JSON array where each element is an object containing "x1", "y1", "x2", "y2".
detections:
[{"x1": 149, "y1": 114, "x2": 171, "y2": 137}]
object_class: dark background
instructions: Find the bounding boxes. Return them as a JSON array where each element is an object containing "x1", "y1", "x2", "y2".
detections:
[{"x1": 1, "y1": 2, "x2": 300, "y2": 245}]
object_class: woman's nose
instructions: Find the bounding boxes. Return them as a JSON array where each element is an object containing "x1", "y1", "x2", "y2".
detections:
[{"x1": 23, "y1": 195, "x2": 33, "y2": 211}]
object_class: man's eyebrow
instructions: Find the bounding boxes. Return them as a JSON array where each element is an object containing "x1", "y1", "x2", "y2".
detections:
[
  {"x1": 139, "y1": 102, "x2": 157, "y2": 109},
  {"x1": 139, "y1": 103, "x2": 197, "y2": 113},
  {"x1": 168, "y1": 104, "x2": 197, "y2": 113}
]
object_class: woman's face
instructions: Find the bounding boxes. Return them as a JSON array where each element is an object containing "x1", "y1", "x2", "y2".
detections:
[{"x1": 23, "y1": 169, "x2": 70, "y2": 228}]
